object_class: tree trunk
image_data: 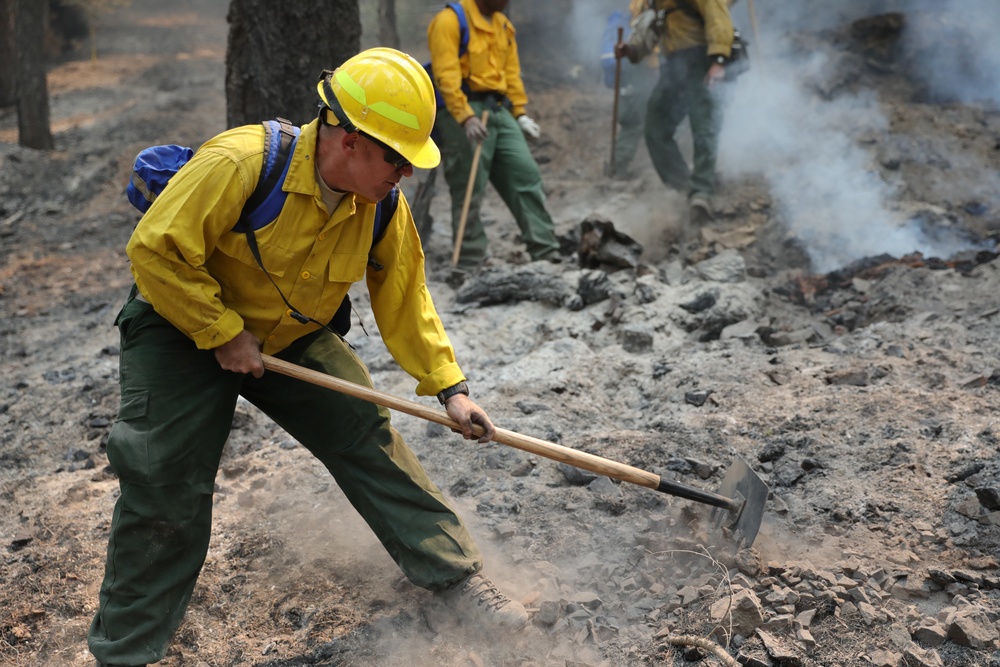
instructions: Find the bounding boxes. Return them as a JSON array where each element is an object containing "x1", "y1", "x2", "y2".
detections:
[
  {"x1": 378, "y1": 0, "x2": 399, "y2": 50},
  {"x1": 225, "y1": 0, "x2": 361, "y2": 129},
  {"x1": 15, "y1": 0, "x2": 53, "y2": 149},
  {"x1": 0, "y1": 0, "x2": 15, "y2": 107}
]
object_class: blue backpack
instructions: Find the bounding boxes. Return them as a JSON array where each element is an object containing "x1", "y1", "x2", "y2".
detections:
[
  {"x1": 423, "y1": 2, "x2": 470, "y2": 111},
  {"x1": 600, "y1": 10, "x2": 631, "y2": 89},
  {"x1": 126, "y1": 118, "x2": 399, "y2": 335}
]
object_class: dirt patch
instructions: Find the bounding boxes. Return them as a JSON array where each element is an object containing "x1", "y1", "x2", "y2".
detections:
[{"x1": 2, "y1": 2, "x2": 1000, "y2": 666}]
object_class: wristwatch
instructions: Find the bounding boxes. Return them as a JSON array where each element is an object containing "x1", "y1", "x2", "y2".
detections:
[
  {"x1": 437, "y1": 381, "x2": 470, "y2": 405},
  {"x1": 711, "y1": 54, "x2": 727, "y2": 65}
]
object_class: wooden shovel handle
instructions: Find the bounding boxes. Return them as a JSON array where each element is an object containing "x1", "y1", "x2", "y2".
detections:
[
  {"x1": 262, "y1": 355, "x2": 656, "y2": 482},
  {"x1": 260, "y1": 355, "x2": 739, "y2": 511}
]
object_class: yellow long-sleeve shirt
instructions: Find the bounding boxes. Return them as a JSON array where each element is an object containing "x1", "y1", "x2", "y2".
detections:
[
  {"x1": 127, "y1": 119, "x2": 464, "y2": 397},
  {"x1": 654, "y1": 0, "x2": 735, "y2": 58},
  {"x1": 427, "y1": 0, "x2": 528, "y2": 124}
]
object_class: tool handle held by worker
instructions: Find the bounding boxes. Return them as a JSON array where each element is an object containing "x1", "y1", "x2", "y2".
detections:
[
  {"x1": 452, "y1": 109, "x2": 489, "y2": 267},
  {"x1": 609, "y1": 26, "x2": 624, "y2": 178}
]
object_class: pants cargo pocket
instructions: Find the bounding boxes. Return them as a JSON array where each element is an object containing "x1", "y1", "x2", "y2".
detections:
[{"x1": 106, "y1": 390, "x2": 150, "y2": 482}]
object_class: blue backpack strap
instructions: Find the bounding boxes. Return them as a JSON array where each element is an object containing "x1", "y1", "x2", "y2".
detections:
[
  {"x1": 332, "y1": 187, "x2": 401, "y2": 336},
  {"x1": 448, "y1": 2, "x2": 469, "y2": 56},
  {"x1": 234, "y1": 118, "x2": 299, "y2": 233},
  {"x1": 368, "y1": 186, "x2": 400, "y2": 271},
  {"x1": 425, "y1": 3, "x2": 471, "y2": 114}
]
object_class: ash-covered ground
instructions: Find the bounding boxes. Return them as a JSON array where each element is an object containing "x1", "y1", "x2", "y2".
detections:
[{"x1": 2, "y1": 1, "x2": 999, "y2": 666}]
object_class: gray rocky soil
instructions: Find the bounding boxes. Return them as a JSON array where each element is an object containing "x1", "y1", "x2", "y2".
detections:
[{"x1": 2, "y1": 1, "x2": 1000, "y2": 666}]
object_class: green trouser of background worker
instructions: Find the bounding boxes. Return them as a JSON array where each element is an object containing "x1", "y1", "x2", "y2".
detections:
[
  {"x1": 435, "y1": 99, "x2": 560, "y2": 271},
  {"x1": 612, "y1": 62, "x2": 657, "y2": 176},
  {"x1": 88, "y1": 291, "x2": 481, "y2": 666},
  {"x1": 645, "y1": 47, "x2": 722, "y2": 202}
]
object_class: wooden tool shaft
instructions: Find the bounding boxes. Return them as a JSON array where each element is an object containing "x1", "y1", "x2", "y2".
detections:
[
  {"x1": 451, "y1": 109, "x2": 490, "y2": 266},
  {"x1": 261, "y1": 355, "x2": 740, "y2": 512},
  {"x1": 609, "y1": 26, "x2": 624, "y2": 177}
]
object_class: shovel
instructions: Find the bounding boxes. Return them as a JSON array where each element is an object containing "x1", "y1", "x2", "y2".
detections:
[{"x1": 261, "y1": 355, "x2": 769, "y2": 549}]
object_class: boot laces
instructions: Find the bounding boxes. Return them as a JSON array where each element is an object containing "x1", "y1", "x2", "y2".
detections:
[{"x1": 460, "y1": 573, "x2": 511, "y2": 611}]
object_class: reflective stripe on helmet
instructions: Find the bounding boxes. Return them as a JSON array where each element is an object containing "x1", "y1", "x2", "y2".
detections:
[{"x1": 333, "y1": 70, "x2": 420, "y2": 130}]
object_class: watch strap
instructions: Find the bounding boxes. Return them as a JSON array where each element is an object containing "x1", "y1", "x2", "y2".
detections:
[{"x1": 437, "y1": 381, "x2": 470, "y2": 405}]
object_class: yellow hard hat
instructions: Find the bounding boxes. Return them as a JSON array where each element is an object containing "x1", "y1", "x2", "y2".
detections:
[{"x1": 317, "y1": 48, "x2": 440, "y2": 170}]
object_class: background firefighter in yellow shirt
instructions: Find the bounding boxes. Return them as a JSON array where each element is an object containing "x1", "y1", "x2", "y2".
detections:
[
  {"x1": 427, "y1": 0, "x2": 562, "y2": 277},
  {"x1": 616, "y1": 0, "x2": 737, "y2": 227},
  {"x1": 603, "y1": 0, "x2": 661, "y2": 178},
  {"x1": 88, "y1": 48, "x2": 527, "y2": 667}
]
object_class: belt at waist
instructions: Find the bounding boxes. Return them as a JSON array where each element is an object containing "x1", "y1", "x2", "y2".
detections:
[{"x1": 466, "y1": 90, "x2": 512, "y2": 111}]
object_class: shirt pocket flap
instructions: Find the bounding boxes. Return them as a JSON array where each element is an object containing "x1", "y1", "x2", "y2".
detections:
[
  {"x1": 224, "y1": 236, "x2": 296, "y2": 278},
  {"x1": 327, "y1": 253, "x2": 368, "y2": 284}
]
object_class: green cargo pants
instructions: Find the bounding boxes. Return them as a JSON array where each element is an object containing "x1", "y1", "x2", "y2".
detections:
[
  {"x1": 612, "y1": 63, "x2": 657, "y2": 176},
  {"x1": 436, "y1": 100, "x2": 560, "y2": 271},
  {"x1": 89, "y1": 290, "x2": 481, "y2": 666},
  {"x1": 644, "y1": 47, "x2": 722, "y2": 200}
]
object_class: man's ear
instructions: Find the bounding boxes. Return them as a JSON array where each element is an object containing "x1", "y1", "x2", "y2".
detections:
[{"x1": 341, "y1": 131, "x2": 361, "y2": 155}]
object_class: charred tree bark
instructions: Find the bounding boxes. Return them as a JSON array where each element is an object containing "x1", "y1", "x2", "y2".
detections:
[
  {"x1": 225, "y1": 0, "x2": 361, "y2": 129},
  {"x1": 0, "y1": 0, "x2": 15, "y2": 107},
  {"x1": 15, "y1": 0, "x2": 53, "y2": 149},
  {"x1": 378, "y1": 0, "x2": 399, "y2": 49}
]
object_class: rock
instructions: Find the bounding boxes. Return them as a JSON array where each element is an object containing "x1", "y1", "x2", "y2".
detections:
[
  {"x1": 945, "y1": 606, "x2": 1000, "y2": 648},
  {"x1": 679, "y1": 290, "x2": 717, "y2": 313},
  {"x1": 911, "y1": 622, "x2": 947, "y2": 646},
  {"x1": 577, "y1": 216, "x2": 643, "y2": 270},
  {"x1": 757, "y1": 628, "x2": 803, "y2": 666},
  {"x1": 684, "y1": 389, "x2": 713, "y2": 407},
  {"x1": 577, "y1": 269, "x2": 612, "y2": 306},
  {"x1": 720, "y1": 318, "x2": 760, "y2": 340},
  {"x1": 867, "y1": 649, "x2": 901, "y2": 667},
  {"x1": 945, "y1": 463, "x2": 985, "y2": 484},
  {"x1": 735, "y1": 548, "x2": 764, "y2": 577},
  {"x1": 676, "y1": 585, "x2": 700, "y2": 606},
  {"x1": 901, "y1": 645, "x2": 943, "y2": 667},
  {"x1": 559, "y1": 463, "x2": 597, "y2": 485},
  {"x1": 619, "y1": 327, "x2": 654, "y2": 353},
  {"x1": 974, "y1": 486, "x2": 1000, "y2": 511},
  {"x1": 695, "y1": 248, "x2": 747, "y2": 283},
  {"x1": 535, "y1": 600, "x2": 561, "y2": 626},
  {"x1": 795, "y1": 627, "x2": 815, "y2": 652},
  {"x1": 709, "y1": 588, "x2": 765, "y2": 636},
  {"x1": 794, "y1": 608, "x2": 817, "y2": 629}
]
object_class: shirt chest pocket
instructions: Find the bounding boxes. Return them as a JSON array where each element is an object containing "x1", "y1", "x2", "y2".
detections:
[
  {"x1": 327, "y1": 252, "x2": 368, "y2": 285},
  {"x1": 219, "y1": 232, "x2": 296, "y2": 278},
  {"x1": 468, "y1": 36, "x2": 508, "y2": 75}
]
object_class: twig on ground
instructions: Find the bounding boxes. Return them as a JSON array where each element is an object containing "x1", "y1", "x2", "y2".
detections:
[
  {"x1": 665, "y1": 634, "x2": 740, "y2": 666},
  {"x1": 650, "y1": 546, "x2": 736, "y2": 645}
]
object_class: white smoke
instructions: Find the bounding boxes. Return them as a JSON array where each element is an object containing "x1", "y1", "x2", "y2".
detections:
[{"x1": 717, "y1": 0, "x2": 996, "y2": 272}]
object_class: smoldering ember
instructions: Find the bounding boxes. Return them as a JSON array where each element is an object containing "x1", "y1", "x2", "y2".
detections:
[{"x1": 2, "y1": 1, "x2": 1000, "y2": 666}]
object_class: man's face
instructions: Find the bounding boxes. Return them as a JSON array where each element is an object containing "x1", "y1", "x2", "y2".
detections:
[
  {"x1": 317, "y1": 128, "x2": 412, "y2": 203},
  {"x1": 479, "y1": 0, "x2": 508, "y2": 15},
  {"x1": 352, "y1": 134, "x2": 413, "y2": 201}
]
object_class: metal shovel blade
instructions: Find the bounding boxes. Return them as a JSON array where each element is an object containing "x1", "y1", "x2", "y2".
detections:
[{"x1": 710, "y1": 458, "x2": 769, "y2": 550}]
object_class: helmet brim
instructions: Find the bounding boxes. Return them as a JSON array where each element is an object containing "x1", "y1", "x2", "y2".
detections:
[{"x1": 407, "y1": 137, "x2": 441, "y2": 170}]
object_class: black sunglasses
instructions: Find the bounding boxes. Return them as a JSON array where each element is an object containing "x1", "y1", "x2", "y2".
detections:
[{"x1": 361, "y1": 131, "x2": 411, "y2": 170}]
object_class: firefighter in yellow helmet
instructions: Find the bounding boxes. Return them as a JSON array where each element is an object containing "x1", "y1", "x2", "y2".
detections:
[{"x1": 89, "y1": 48, "x2": 526, "y2": 667}]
